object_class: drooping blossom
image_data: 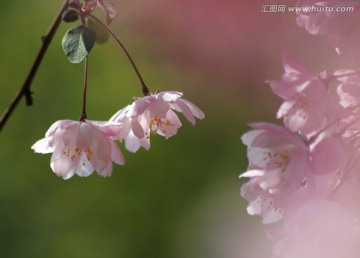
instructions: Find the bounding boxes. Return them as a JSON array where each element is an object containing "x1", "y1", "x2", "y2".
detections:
[
  {"x1": 81, "y1": 0, "x2": 118, "y2": 24},
  {"x1": 296, "y1": 0, "x2": 360, "y2": 66},
  {"x1": 267, "y1": 52, "x2": 346, "y2": 137},
  {"x1": 240, "y1": 123, "x2": 313, "y2": 224},
  {"x1": 31, "y1": 120, "x2": 125, "y2": 179},
  {"x1": 110, "y1": 91, "x2": 205, "y2": 153}
]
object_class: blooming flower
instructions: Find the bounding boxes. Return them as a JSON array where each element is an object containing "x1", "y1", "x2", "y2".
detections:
[
  {"x1": 31, "y1": 120, "x2": 125, "y2": 179},
  {"x1": 110, "y1": 91, "x2": 205, "y2": 152}
]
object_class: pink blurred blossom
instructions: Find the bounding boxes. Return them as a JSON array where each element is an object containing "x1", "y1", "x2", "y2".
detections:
[
  {"x1": 240, "y1": 123, "x2": 313, "y2": 224},
  {"x1": 273, "y1": 200, "x2": 360, "y2": 258},
  {"x1": 296, "y1": 0, "x2": 360, "y2": 66},
  {"x1": 268, "y1": 52, "x2": 346, "y2": 137}
]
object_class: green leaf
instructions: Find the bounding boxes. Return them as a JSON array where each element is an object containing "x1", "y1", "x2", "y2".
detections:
[
  {"x1": 87, "y1": 19, "x2": 110, "y2": 44},
  {"x1": 62, "y1": 26, "x2": 96, "y2": 64}
]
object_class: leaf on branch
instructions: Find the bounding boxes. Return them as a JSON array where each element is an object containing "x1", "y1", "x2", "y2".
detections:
[{"x1": 62, "y1": 26, "x2": 96, "y2": 64}]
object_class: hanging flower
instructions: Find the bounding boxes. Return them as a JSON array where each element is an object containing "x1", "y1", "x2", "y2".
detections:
[
  {"x1": 31, "y1": 119, "x2": 125, "y2": 179},
  {"x1": 110, "y1": 91, "x2": 205, "y2": 152}
]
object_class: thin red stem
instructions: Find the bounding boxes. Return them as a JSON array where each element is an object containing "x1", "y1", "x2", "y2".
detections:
[
  {"x1": 80, "y1": 56, "x2": 89, "y2": 122},
  {"x1": 89, "y1": 14, "x2": 150, "y2": 96}
]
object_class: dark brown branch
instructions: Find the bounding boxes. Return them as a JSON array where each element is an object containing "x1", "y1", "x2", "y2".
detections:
[{"x1": 0, "y1": 0, "x2": 70, "y2": 133}]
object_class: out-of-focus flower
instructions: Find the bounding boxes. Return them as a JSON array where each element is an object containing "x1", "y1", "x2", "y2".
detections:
[
  {"x1": 110, "y1": 91, "x2": 205, "y2": 153},
  {"x1": 240, "y1": 2, "x2": 360, "y2": 257},
  {"x1": 268, "y1": 52, "x2": 346, "y2": 137},
  {"x1": 240, "y1": 123, "x2": 313, "y2": 224},
  {"x1": 296, "y1": 0, "x2": 360, "y2": 66},
  {"x1": 31, "y1": 120, "x2": 124, "y2": 179},
  {"x1": 82, "y1": 0, "x2": 118, "y2": 24},
  {"x1": 273, "y1": 200, "x2": 360, "y2": 258}
]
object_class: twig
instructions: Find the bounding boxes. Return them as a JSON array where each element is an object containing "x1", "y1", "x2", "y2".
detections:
[{"x1": 0, "y1": 0, "x2": 70, "y2": 133}]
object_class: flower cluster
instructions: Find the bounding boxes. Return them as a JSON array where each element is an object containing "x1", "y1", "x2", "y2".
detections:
[
  {"x1": 32, "y1": 91, "x2": 204, "y2": 179},
  {"x1": 31, "y1": 1, "x2": 204, "y2": 179},
  {"x1": 240, "y1": 1, "x2": 360, "y2": 257}
]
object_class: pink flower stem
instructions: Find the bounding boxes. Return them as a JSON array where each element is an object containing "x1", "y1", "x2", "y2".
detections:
[
  {"x1": 80, "y1": 56, "x2": 89, "y2": 122},
  {"x1": 88, "y1": 14, "x2": 150, "y2": 96},
  {"x1": 0, "y1": 0, "x2": 70, "y2": 133}
]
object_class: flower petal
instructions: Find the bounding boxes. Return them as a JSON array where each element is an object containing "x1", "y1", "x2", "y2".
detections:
[{"x1": 31, "y1": 137, "x2": 54, "y2": 154}]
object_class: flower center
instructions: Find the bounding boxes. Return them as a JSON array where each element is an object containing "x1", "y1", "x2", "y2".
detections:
[
  {"x1": 146, "y1": 116, "x2": 174, "y2": 137},
  {"x1": 63, "y1": 147, "x2": 93, "y2": 161},
  {"x1": 263, "y1": 149, "x2": 291, "y2": 172}
]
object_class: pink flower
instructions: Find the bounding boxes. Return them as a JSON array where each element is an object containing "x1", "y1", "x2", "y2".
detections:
[
  {"x1": 109, "y1": 105, "x2": 151, "y2": 153},
  {"x1": 268, "y1": 52, "x2": 345, "y2": 137},
  {"x1": 240, "y1": 123, "x2": 313, "y2": 224},
  {"x1": 110, "y1": 91, "x2": 205, "y2": 152},
  {"x1": 296, "y1": 0, "x2": 360, "y2": 66},
  {"x1": 31, "y1": 120, "x2": 125, "y2": 179},
  {"x1": 82, "y1": 0, "x2": 118, "y2": 25}
]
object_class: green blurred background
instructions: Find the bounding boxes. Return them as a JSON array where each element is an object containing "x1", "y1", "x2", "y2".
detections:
[{"x1": 0, "y1": 1, "x2": 345, "y2": 257}]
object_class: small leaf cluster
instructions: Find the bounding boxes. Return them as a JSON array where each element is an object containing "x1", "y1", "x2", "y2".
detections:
[{"x1": 61, "y1": 1, "x2": 110, "y2": 64}]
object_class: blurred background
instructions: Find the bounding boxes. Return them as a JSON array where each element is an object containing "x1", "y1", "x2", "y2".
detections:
[{"x1": 0, "y1": 1, "x2": 347, "y2": 257}]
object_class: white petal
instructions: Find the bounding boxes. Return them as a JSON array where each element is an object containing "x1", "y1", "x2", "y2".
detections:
[
  {"x1": 239, "y1": 169, "x2": 265, "y2": 178},
  {"x1": 262, "y1": 209, "x2": 283, "y2": 224},
  {"x1": 157, "y1": 91, "x2": 183, "y2": 102},
  {"x1": 97, "y1": 162, "x2": 113, "y2": 177},
  {"x1": 128, "y1": 96, "x2": 155, "y2": 117},
  {"x1": 161, "y1": 110, "x2": 182, "y2": 138},
  {"x1": 178, "y1": 98, "x2": 205, "y2": 120},
  {"x1": 110, "y1": 105, "x2": 131, "y2": 122},
  {"x1": 75, "y1": 153, "x2": 94, "y2": 177},
  {"x1": 89, "y1": 120, "x2": 122, "y2": 137},
  {"x1": 51, "y1": 155, "x2": 78, "y2": 180},
  {"x1": 110, "y1": 140, "x2": 125, "y2": 165},
  {"x1": 45, "y1": 120, "x2": 75, "y2": 137},
  {"x1": 247, "y1": 197, "x2": 262, "y2": 215},
  {"x1": 125, "y1": 131, "x2": 142, "y2": 153},
  {"x1": 31, "y1": 137, "x2": 54, "y2": 154},
  {"x1": 131, "y1": 117, "x2": 145, "y2": 138},
  {"x1": 139, "y1": 136, "x2": 151, "y2": 150},
  {"x1": 174, "y1": 100, "x2": 196, "y2": 125}
]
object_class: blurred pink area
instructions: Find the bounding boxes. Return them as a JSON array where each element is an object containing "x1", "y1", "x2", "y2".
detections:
[
  {"x1": 117, "y1": 1, "x2": 342, "y2": 76},
  {"x1": 106, "y1": 0, "x2": 347, "y2": 124}
]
